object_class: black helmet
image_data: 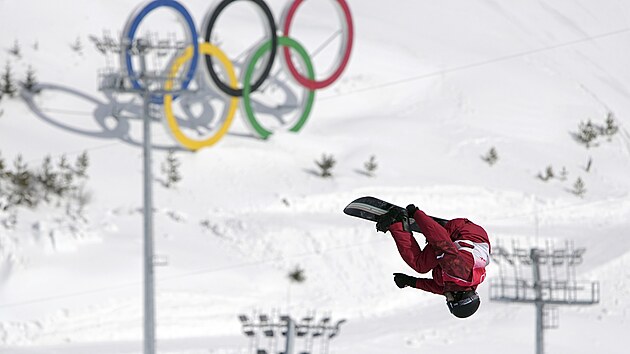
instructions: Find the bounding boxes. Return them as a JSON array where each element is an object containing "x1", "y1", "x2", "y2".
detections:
[{"x1": 446, "y1": 291, "x2": 480, "y2": 318}]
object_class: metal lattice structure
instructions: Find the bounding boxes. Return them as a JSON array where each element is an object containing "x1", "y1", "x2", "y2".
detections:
[
  {"x1": 490, "y1": 239, "x2": 600, "y2": 354},
  {"x1": 238, "y1": 310, "x2": 347, "y2": 354},
  {"x1": 93, "y1": 31, "x2": 195, "y2": 354}
]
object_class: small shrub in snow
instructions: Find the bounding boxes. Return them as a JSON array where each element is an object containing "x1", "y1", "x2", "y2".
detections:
[
  {"x1": 363, "y1": 155, "x2": 378, "y2": 177},
  {"x1": 8, "y1": 40, "x2": 21, "y2": 58},
  {"x1": 161, "y1": 149, "x2": 181, "y2": 188},
  {"x1": 558, "y1": 166, "x2": 568, "y2": 181},
  {"x1": 481, "y1": 147, "x2": 498, "y2": 166},
  {"x1": 66, "y1": 184, "x2": 92, "y2": 221},
  {"x1": 573, "y1": 120, "x2": 599, "y2": 148},
  {"x1": 70, "y1": 36, "x2": 83, "y2": 55},
  {"x1": 537, "y1": 165, "x2": 555, "y2": 182},
  {"x1": 288, "y1": 265, "x2": 306, "y2": 283},
  {"x1": 315, "y1": 153, "x2": 336, "y2": 177},
  {"x1": 572, "y1": 113, "x2": 619, "y2": 148}
]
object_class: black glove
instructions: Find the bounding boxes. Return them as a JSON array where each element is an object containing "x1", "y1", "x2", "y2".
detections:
[
  {"x1": 393, "y1": 273, "x2": 417, "y2": 288},
  {"x1": 376, "y1": 208, "x2": 405, "y2": 232},
  {"x1": 406, "y1": 204, "x2": 418, "y2": 218}
]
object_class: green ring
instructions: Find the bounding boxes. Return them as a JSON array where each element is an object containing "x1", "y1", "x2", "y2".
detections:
[{"x1": 242, "y1": 36, "x2": 315, "y2": 139}]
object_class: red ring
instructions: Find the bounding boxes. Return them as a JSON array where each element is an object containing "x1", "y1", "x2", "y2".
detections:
[{"x1": 282, "y1": 0, "x2": 353, "y2": 90}]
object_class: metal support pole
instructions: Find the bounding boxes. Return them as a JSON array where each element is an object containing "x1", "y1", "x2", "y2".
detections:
[
  {"x1": 284, "y1": 317, "x2": 295, "y2": 354},
  {"x1": 532, "y1": 249, "x2": 544, "y2": 354},
  {"x1": 140, "y1": 51, "x2": 156, "y2": 354}
]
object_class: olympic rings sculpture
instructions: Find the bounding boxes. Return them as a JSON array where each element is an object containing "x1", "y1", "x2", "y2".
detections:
[{"x1": 121, "y1": 0, "x2": 353, "y2": 150}]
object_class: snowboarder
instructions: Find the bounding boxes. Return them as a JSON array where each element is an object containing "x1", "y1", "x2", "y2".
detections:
[{"x1": 376, "y1": 204, "x2": 491, "y2": 318}]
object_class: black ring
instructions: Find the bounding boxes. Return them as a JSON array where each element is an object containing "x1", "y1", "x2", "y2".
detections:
[{"x1": 204, "y1": 0, "x2": 277, "y2": 97}]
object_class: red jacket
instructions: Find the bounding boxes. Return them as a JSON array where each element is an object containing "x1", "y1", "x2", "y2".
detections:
[{"x1": 389, "y1": 210, "x2": 491, "y2": 294}]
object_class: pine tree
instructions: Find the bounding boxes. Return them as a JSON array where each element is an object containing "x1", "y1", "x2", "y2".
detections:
[
  {"x1": 22, "y1": 66, "x2": 40, "y2": 93},
  {"x1": 363, "y1": 155, "x2": 378, "y2": 177},
  {"x1": 571, "y1": 177, "x2": 586, "y2": 197},
  {"x1": 573, "y1": 120, "x2": 599, "y2": 148},
  {"x1": 601, "y1": 112, "x2": 619, "y2": 141},
  {"x1": 55, "y1": 155, "x2": 75, "y2": 198},
  {"x1": 9, "y1": 40, "x2": 21, "y2": 58},
  {"x1": 1, "y1": 62, "x2": 17, "y2": 98},
  {"x1": 6, "y1": 155, "x2": 40, "y2": 208},
  {"x1": 0, "y1": 151, "x2": 92, "y2": 216},
  {"x1": 315, "y1": 154, "x2": 336, "y2": 177},
  {"x1": 481, "y1": 147, "x2": 498, "y2": 166},
  {"x1": 74, "y1": 151, "x2": 89, "y2": 178},
  {"x1": 161, "y1": 149, "x2": 181, "y2": 188},
  {"x1": 37, "y1": 155, "x2": 59, "y2": 202}
]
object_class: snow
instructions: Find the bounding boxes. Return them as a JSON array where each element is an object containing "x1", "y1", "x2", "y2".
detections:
[{"x1": 1, "y1": 0, "x2": 630, "y2": 353}]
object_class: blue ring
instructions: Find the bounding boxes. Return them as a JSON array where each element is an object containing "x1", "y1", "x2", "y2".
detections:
[{"x1": 124, "y1": 0, "x2": 199, "y2": 104}]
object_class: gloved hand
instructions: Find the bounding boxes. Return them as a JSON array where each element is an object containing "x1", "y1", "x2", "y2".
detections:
[
  {"x1": 406, "y1": 204, "x2": 418, "y2": 218},
  {"x1": 376, "y1": 208, "x2": 405, "y2": 233},
  {"x1": 393, "y1": 273, "x2": 417, "y2": 288}
]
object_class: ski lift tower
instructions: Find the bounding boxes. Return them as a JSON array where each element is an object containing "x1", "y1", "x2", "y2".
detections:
[
  {"x1": 237, "y1": 310, "x2": 347, "y2": 354},
  {"x1": 490, "y1": 239, "x2": 600, "y2": 354},
  {"x1": 94, "y1": 31, "x2": 192, "y2": 354}
]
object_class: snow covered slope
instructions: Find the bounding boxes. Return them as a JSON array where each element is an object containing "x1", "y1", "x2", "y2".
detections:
[{"x1": 1, "y1": 0, "x2": 630, "y2": 353}]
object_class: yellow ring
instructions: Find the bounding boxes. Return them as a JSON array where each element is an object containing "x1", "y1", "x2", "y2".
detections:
[{"x1": 163, "y1": 43, "x2": 238, "y2": 151}]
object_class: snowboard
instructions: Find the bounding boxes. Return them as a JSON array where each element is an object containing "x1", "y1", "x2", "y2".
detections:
[{"x1": 343, "y1": 196, "x2": 423, "y2": 233}]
